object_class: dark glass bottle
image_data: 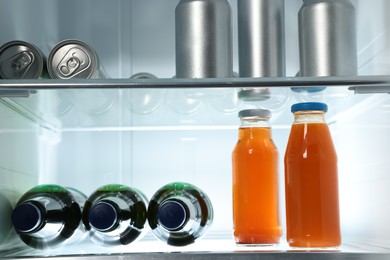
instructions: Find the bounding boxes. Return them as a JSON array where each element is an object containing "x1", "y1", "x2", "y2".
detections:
[
  {"x1": 82, "y1": 184, "x2": 148, "y2": 246},
  {"x1": 148, "y1": 182, "x2": 213, "y2": 246},
  {"x1": 11, "y1": 184, "x2": 86, "y2": 249}
]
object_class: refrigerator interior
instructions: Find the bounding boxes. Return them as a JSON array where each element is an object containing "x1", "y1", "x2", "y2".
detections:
[{"x1": 1, "y1": 0, "x2": 390, "y2": 258}]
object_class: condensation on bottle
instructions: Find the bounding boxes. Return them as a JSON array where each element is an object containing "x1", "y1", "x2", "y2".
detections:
[
  {"x1": 11, "y1": 184, "x2": 87, "y2": 249},
  {"x1": 82, "y1": 184, "x2": 148, "y2": 246},
  {"x1": 148, "y1": 182, "x2": 213, "y2": 246}
]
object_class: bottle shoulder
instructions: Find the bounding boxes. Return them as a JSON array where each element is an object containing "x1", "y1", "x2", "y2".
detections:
[{"x1": 286, "y1": 122, "x2": 336, "y2": 157}]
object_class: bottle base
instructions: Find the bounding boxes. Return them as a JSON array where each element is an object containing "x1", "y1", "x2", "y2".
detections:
[
  {"x1": 288, "y1": 240, "x2": 341, "y2": 251},
  {"x1": 287, "y1": 245, "x2": 341, "y2": 252},
  {"x1": 235, "y1": 242, "x2": 279, "y2": 247},
  {"x1": 235, "y1": 237, "x2": 280, "y2": 247}
]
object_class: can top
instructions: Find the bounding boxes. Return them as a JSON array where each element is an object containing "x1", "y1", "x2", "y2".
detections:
[
  {"x1": 238, "y1": 108, "x2": 271, "y2": 119},
  {"x1": 48, "y1": 39, "x2": 99, "y2": 79},
  {"x1": 0, "y1": 41, "x2": 44, "y2": 79},
  {"x1": 291, "y1": 102, "x2": 328, "y2": 113}
]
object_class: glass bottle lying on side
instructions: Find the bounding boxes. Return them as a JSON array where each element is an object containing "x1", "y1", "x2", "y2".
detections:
[
  {"x1": 11, "y1": 184, "x2": 87, "y2": 249},
  {"x1": 82, "y1": 184, "x2": 148, "y2": 246},
  {"x1": 148, "y1": 182, "x2": 213, "y2": 246}
]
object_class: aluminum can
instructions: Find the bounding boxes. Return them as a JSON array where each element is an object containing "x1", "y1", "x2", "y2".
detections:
[
  {"x1": 237, "y1": 0, "x2": 285, "y2": 78},
  {"x1": 298, "y1": 0, "x2": 357, "y2": 76},
  {"x1": 0, "y1": 41, "x2": 46, "y2": 79},
  {"x1": 175, "y1": 0, "x2": 233, "y2": 78},
  {"x1": 237, "y1": 0, "x2": 284, "y2": 102},
  {"x1": 48, "y1": 39, "x2": 103, "y2": 79}
]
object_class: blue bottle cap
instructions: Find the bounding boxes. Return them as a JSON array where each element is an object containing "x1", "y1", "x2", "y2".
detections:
[
  {"x1": 291, "y1": 102, "x2": 328, "y2": 113},
  {"x1": 89, "y1": 201, "x2": 118, "y2": 232},
  {"x1": 12, "y1": 202, "x2": 43, "y2": 233},
  {"x1": 290, "y1": 86, "x2": 326, "y2": 93},
  {"x1": 158, "y1": 200, "x2": 187, "y2": 231}
]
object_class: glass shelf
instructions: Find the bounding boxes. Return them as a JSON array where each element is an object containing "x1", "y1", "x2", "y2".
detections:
[
  {"x1": 1, "y1": 75, "x2": 390, "y2": 132},
  {"x1": 2, "y1": 235, "x2": 390, "y2": 260},
  {"x1": 2, "y1": 252, "x2": 390, "y2": 260}
]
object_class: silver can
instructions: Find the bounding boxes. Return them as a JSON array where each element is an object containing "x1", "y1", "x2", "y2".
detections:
[
  {"x1": 298, "y1": 0, "x2": 357, "y2": 76},
  {"x1": 0, "y1": 41, "x2": 46, "y2": 79},
  {"x1": 48, "y1": 39, "x2": 103, "y2": 79},
  {"x1": 237, "y1": 0, "x2": 285, "y2": 101},
  {"x1": 175, "y1": 0, "x2": 233, "y2": 78},
  {"x1": 237, "y1": 0, "x2": 285, "y2": 78}
]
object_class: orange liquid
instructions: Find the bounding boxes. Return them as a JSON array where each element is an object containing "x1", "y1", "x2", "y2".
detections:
[
  {"x1": 232, "y1": 127, "x2": 281, "y2": 245},
  {"x1": 284, "y1": 122, "x2": 341, "y2": 248}
]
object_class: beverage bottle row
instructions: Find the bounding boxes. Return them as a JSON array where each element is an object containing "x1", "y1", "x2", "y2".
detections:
[
  {"x1": 11, "y1": 182, "x2": 213, "y2": 249},
  {"x1": 232, "y1": 102, "x2": 341, "y2": 248}
]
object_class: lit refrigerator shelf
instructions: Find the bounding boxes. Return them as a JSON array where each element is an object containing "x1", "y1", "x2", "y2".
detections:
[
  {"x1": 3, "y1": 243, "x2": 390, "y2": 260},
  {"x1": 2, "y1": 234, "x2": 390, "y2": 260},
  {"x1": 2, "y1": 252, "x2": 390, "y2": 260},
  {"x1": 0, "y1": 75, "x2": 390, "y2": 91}
]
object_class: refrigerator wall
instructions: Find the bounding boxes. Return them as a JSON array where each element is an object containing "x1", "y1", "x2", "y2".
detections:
[{"x1": 1, "y1": 0, "x2": 390, "y2": 257}]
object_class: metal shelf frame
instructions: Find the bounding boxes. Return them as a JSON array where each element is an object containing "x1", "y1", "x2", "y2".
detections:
[{"x1": 0, "y1": 75, "x2": 389, "y2": 93}]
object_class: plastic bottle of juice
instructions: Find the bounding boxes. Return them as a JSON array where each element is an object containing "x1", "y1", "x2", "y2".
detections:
[
  {"x1": 82, "y1": 184, "x2": 148, "y2": 246},
  {"x1": 284, "y1": 102, "x2": 341, "y2": 248},
  {"x1": 148, "y1": 182, "x2": 213, "y2": 246},
  {"x1": 11, "y1": 184, "x2": 86, "y2": 249},
  {"x1": 232, "y1": 109, "x2": 282, "y2": 245}
]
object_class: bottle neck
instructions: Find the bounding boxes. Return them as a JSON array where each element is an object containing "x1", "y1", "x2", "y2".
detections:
[
  {"x1": 239, "y1": 117, "x2": 271, "y2": 139},
  {"x1": 240, "y1": 116, "x2": 270, "y2": 128},
  {"x1": 293, "y1": 111, "x2": 326, "y2": 124}
]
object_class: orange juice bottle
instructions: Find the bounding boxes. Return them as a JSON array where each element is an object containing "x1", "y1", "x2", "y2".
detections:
[
  {"x1": 284, "y1": 102, "x2": 341, "y2": 248},
  {"x1": 232, "y1": 109, "x2": 282, "y2": 245}
]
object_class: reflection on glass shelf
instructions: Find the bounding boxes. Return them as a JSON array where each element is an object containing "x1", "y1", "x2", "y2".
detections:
[
  {"x1": 2, "y1": 235, "x2": 390, "y2": 259},
  {"x1": 166, "y1": 89, "x2": 205, "y2": 115},
  {"x1": 210, "y1": 88, "x2": 243, "y2": 114},
  {"x1": 0, "y1": 85, "x2": 388, "y2": 130},
  {"x1": 68, "y1": 89, "x2": 116, "y2": 115},
  {"x1": 126, "y1": 88, "x2": 164, "y2": 114}
]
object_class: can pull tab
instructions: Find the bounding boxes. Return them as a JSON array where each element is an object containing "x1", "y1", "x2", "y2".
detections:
[
  {"x1": 1, "y1": 51, "x2": 34, "y2": 78},
  {"x1": 57, "y1": 48, "x2": 90, "y2": 78},
  {"x1": 59, "y1": 56, "x2": 80, "y2": 77}
]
